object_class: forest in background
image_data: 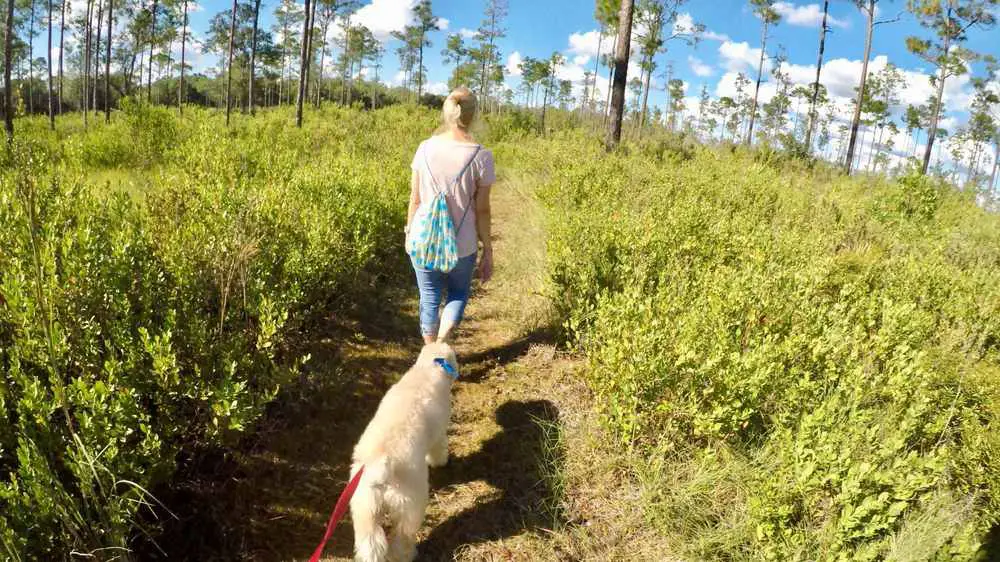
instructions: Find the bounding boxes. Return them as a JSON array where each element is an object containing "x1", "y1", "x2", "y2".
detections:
[{"x1": 0, "y1": 0, "x2": 998, "y2": 193}]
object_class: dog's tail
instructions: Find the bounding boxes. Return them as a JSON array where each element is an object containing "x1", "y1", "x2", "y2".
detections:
[{"x1": 350, "y1": 458, "x2": 390, "y2": 562}]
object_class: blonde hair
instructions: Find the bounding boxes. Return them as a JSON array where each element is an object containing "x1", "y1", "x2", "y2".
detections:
[{"x1": 441, "y1": 87, "x2": 478, "y2": 130}]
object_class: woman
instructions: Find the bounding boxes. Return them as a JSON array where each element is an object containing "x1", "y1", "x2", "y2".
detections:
[{"x1": 405, "y1": 87, "x2": 496, "y2": 344}]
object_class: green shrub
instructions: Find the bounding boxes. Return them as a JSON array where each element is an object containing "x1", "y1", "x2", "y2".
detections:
[
  {"x1": 0, "y1": 105, "x2": 431, "y2": 558},
  {"x1": 536, "y1": 132, "x2": 1000, "y2": 560}
]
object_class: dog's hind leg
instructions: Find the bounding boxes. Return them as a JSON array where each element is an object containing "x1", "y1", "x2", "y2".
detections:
[
  {"x1": 386, "y1": 474, "x2": 427, "y2": 562},
  {"x1": 351, "y1": 462, "x2": 389, "y2": 562},
  {"x1": 352, "y1": 496, "x2": 388, "y2": 562}
]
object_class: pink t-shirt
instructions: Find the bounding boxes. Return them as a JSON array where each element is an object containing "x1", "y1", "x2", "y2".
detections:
[{"x1": 409, "y1": 136, "x2": 496, "y2": 258}]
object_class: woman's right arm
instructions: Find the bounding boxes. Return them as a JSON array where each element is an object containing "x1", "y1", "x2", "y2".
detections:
[{"x1": 475, "y1": 184, "x2": 494, "y2": 282}]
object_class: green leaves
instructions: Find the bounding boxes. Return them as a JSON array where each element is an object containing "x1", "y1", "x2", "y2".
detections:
[
  {"x1": 537, "y1": 131, "x2": 1000, "y2": 559},
  {"x1": 0, "y1": 105, "x2": 417, "y2": 557}
]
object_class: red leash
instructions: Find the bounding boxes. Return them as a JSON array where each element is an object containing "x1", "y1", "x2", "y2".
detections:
[{"x1": 308, "y1": 465, "x2": 365, "y2": 562}]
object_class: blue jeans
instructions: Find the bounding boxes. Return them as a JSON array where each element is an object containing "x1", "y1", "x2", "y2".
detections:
[{"x1": 411, "y1": 253, "x2": 477, "y2": 338}]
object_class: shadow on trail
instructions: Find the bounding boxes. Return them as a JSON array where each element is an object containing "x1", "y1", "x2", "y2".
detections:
[
  {"x1": 136, "y1": 289, "x2": 421, "y2": 562},
  {"x1": 982, "y1": 524, "x2": 1000, "y2": 561},
  {"x1": 420, "y1": 399, "x2": 567, "y2": 561},
  {"x1": 458, "y1": 326, "x2": 556, "y2": 383}
]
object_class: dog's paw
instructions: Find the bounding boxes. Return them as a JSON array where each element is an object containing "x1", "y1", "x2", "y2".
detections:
[{"x1": 426, "y1": 453, "x2": 449, "y2": 468}]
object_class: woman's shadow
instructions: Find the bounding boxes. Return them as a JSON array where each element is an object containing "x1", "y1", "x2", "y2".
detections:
[{"x1": 419, "y1": 399, "x2": 567, "y2": 560}]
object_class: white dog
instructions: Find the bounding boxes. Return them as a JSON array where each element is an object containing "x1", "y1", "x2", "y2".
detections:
[{"x1": 349, "y1": 342, "x2": 458, "y2": 562}]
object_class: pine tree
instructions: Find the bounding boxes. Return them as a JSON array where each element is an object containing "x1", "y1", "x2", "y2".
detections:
[
  {"x1": 907, "y1": 0, "x2": 997, "y2": 174},
  {"x1": 413, "y1": 0, "x2": 439, "y2": 98},
  {"x1": 844, "y1": 0, "x2": 895, "y2": 174},
  {"x1": 46, "y1": 0, "x2": 53, "y2": 127},
  {"x1": 476, "y1": 0, "x2": 507, "y2": 108},
  {"x1": 295, "y1": 0, "x2": 311, "y2": 126},
  {"x1": 804, "y1": 0, "x2": 829, "y2": 152},
  {"x1": 4, "y1": 0, "x2": 14, "y2": 140},
  {"x1": 745, "y1": 0, "x2": 780, "y2": 144},
  {"x1": 606, "y1": 0, "x2": 634, "y2": 150}
]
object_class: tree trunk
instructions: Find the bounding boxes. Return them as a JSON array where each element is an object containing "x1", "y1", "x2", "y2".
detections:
[
  {"x1": 315, "y1": 14, "x2": 328, "y2": 108},
  {"x1": 93, "y1": 0, "x2": 103, "y2": 114},
  {"x1": 47, "y1": 0, "x2": 54, "y2": 128},
  {"x1": 866, "y1": 124, "x2": 877, "y2": 171},
  {"x1": 278, "y1": 17, "x2": 287, "y2": 105},
  {"x1": 224, "y1": 0, "x2": 237, "y2": 126},
  {"x1": 603, "y1": 64, "x2": 613, "y2": 125},
  {"x1": 28, "y1": 0, "x2": 35, "y2": 114},
  {"x1": 540, "y1": 80, "x2": 549, "y2": 134},
  {"x1": 639, "y1": 57, "x2": 652, "y2": 129},
  {"x1": 148, "y1": 0, "x2": 157, "y2": 102},
  {"x1": 804, "y1": 0, "x2": 828, "y2": 152},
  {"x1": 844, "y1": 0, "x2": 874, "y2": 174},
  {"x1": 179, "y1": 0, "x2": 187, "y2": 113},
  {"x1": 295, "y1": 0, "x2": 311, "y2": 127},
  {"x1": 104, "y1": 0, "x2": 111, "y2": 122},
  {"x1": 746, "y1": 20, "x2": 769, "y2": 145},
  {"x1": 248, "y1": 0, "x2": 260, "y2": 115},
  {"x1": 417, "y1": 35, "x2": 425, "y2": 99},
  {"x1": 58, "y1": 0, "x2": 65, "y2": 113},
  {"x1": 921, "y1": 64, "x2": 948, "y2": 175},
  {"x1": 304, "y1": 0, "x2": 317, "y2": 101},
  {"x1": 605, "y1": 0, "x2": 633, "y2": 152},
  {"x1": 591, "y1": 27, "x2": 603, "y2": 110},
  {"x1": 3, "y1": 0, "x2": 14, "y2": 141},
  {"x1": 478, "y1": 10, "x2": 496, "y2": 99},
  {"x1": 83, "y1": 0, "x2": 92, "y2": 127}
]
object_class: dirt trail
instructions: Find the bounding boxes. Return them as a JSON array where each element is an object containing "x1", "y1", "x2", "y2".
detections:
[{"x1": 149, "y1": 174, "x2": 664, "y2": 561}]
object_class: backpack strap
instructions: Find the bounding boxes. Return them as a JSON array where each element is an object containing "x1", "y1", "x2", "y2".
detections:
[
  {"x1": 422, "y1": 144, "x2": 482, "y2": 196},
  {"x1": 453, "y1": 146, "x2": 482, "y2": 234}
]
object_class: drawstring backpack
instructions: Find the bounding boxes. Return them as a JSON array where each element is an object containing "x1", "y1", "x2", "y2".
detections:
[{"x1": 407, "y1": 144, "x2": 482, "y2": 273}]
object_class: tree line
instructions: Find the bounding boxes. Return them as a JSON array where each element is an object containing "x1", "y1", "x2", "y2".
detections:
[
  {"x1": 592, "y1": 0, "x2": 997, "y2": 191},
  {"x1": 1, "y1": 0, "x2": 997, "y2": 190},
  {"x1": 0, "y1": 0, "x2": 519, "y2": 138}
]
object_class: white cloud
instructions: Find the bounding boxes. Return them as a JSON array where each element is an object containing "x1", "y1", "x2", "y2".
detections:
[
  {"x1": 427, "y1": 82, "x2": 449, "y2": 95},
  {"x1": 354, "y1": 0, "x2": 418, "y2": 41},
  {"x1": 773, "y1": 2, "x2": 850, "y2": 28},
  {"x1": 459, "y1": 27, "x2": 478, "y2": 39},
  {"x1": 777, "y1": 55, "x2": 974, "y2": 112},
  {"x1": 703, "y1": 30, "x2": 731, "y2": 42},
  {"x1": 392, "y1": 70, "x2": 406, "y2": 85},
  {"x1": 689, "y1": 55, "x2": 713, "y2": 77},
  {"x1": 437, "y1": 17, "x2": 449, "y2": 30},
  {"x1": 674, "y1": 12, "x2": 729, "y2": 41},
  {"x1": 715, "y1": 71, "x2": 776, "y2": 104},
  {"x1": 719, "y1": 41, "x2": 768, "y2": 73},
  {"x1": 672, "y1": 13, "x2": 698, "y2": 36},
  {"x1": 506, "y1": 51, "x2": 523, "y2": 77},
  {"x1": 573, "y1": 55, "x2": 591, "y2": 67},
  {"x1": 568, "y1": 29, "x2": 614, "y2": 58},
  {"x1": 187, "y1": 1, "x2": 205, "y2": 13}
]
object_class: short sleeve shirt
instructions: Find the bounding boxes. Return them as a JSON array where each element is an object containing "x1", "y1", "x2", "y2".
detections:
[{"x1": 408, "y1": 137, "x2": 496, "y2": 258}]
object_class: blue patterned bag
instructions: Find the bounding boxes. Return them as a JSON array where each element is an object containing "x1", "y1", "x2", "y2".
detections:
[{"x1": 407, "y1": 145, "x2": 482, "y2": 272}]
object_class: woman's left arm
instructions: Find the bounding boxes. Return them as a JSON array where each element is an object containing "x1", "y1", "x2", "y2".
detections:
[{"x1": 405, "y1": 171, "x2": 420, "y2": 233}]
